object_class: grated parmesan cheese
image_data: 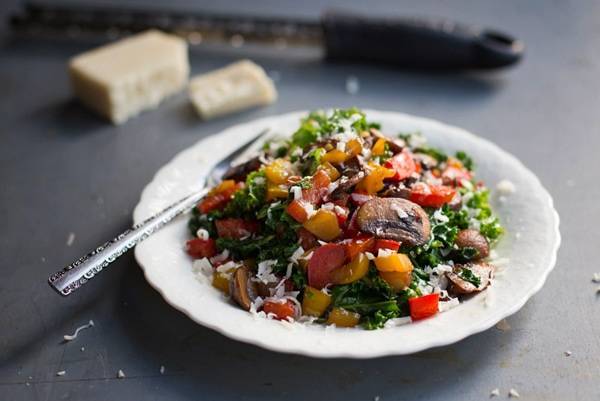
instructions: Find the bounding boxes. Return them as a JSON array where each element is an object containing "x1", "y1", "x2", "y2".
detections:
[
  {"x1": 377, "y1": 248, "x2": 394, "y2": 258},
  {"x1": 288, "y1": 247, "x2": 305, "y2": 264},
  {"x1": 196, "y1": 228, "x2": 210, "y2": 240},
  {"x1": 438, "y1": 297, "x2": 460, "y2": 312},
  {"x1": 432, "y1": 209, "x2": 449, "y2": 223},
  {"x1": 496, "y1": 179, "x2": 516, "y2": 194},
  {"x1": 291, "y1": 186, "x2": 302, "y2": 200},
  {"x1": 255, "y1": 260, "x2": 279, "y2": 284}
]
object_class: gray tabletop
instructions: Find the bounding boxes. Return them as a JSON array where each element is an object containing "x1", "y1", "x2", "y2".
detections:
[{"x1": 1, "y1": 1, "x2": 599, "y2": 400}]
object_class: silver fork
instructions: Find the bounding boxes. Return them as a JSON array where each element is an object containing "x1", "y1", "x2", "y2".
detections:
[{"x1": 48, "y1": 129, "x2": 269, "y2": 296}]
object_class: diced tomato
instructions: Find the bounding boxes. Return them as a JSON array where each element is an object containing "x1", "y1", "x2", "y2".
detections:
[
  {"x1": 215, "y1": 218, "x2": 259, "y2": 239},
  {"x1": 409, "y1": 293, "x2": 440, "y2": 320},
  {"x1": 384, "y1": 151, "x2": 417, "y2": 181},
  {"x1": 350, "y1": 192, "x2": 373, "y2": 206},
  {"x1": 441, "y1": 166, "x2": 472, "y2": 186},
  {"x1": 262, "y1": 300, "x2": 296, "y2": 321},
  {"x1": 286, "y1": 199, "x2": 310, "y2": 223},
  {"x1": 344, "y1": 235, "x2": 375, "y2": 261},
  {"x1": 302, "y1": 169, "x2": 331, "y2": 204},
  {"x1": 185, "y1": 238, "x2": 217, "y2": 258},
  {"x1": 409, "y1": 184, "x2": 456, "y2": 208},
  {"x1": 373, "y1": 239, "x2": 401, "y2": 252},
  {"x1": 198, "y1": 182, "x2": 244, "y2": 213},
  {"x1": 307, "y1": 243, "x2": 347, "y2": 289},
  {"x1": 297, "y1": 227, "x2": 319, "y2": 250}
]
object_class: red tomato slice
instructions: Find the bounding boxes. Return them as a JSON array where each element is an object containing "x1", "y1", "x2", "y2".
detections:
[
  {"x1": 185, "y1": 238, "x2": 217, "y2": 258},
  {"x1": 441, "y1": 166, "x2": 472, "y2": 186},
  {"x1": 215, "y1": 218, "x2": 259, "y2": 239},
  {"x1": 344, "y1": 235, "x2": 375, "y2": 261},
  {"x1": 409, "y1": 184, "x2": 456, "y2": 208},
  {"x1": 384, "y1": 151, "x2": 417, "y2": 181},
  {"x1": 307, "y1": 243, "x2": 347, "y2": 289},
  {"x1": 409, "y1": 293, "x2": 440, "y2": 320},
  {"x1": 262, "y1": 300, "x2": 296, "y2": 320},
  {"x1": 373, "y1": 239, "x2": 401, "y2": 252}
]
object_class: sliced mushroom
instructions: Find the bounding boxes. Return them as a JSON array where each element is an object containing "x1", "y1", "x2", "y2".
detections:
[
  {"x1": 356, "y1": 197, "x2": 430, "y2": 247},
  {"x1": 446, "y1": 263, "x2": 494, "y2": 295},
  {"x1": 380, "y1": 184, "x2": 411, "y2": 199},
  {"x1": 455, "y1": 229, "x2": 489, "y2": 260},
  {"x1": 222, "y1": 156, "x2": 262, "y2": 182},
  {"x1": 229, "y1": 265, "x2": 258, "y2": 311}
]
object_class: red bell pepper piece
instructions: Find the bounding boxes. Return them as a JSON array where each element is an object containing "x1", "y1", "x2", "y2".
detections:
[{"x1": 409, "y1": 293, "x2": 440, "y2": 320}]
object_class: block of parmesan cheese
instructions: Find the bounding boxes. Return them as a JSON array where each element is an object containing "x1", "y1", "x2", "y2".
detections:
[
  {"x1": 189, "y1": 60, "x2": 277, "y2": 120},
  {"x1": 69, "y1": 30, "x2": 189, "y2": 124}
]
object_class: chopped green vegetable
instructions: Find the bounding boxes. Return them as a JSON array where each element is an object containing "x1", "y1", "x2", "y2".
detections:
[
  {"x1": 455, "y1": 150, "x2": 474, "y2": 171},
  {"x1": 458, "y1": 267, "x2": 481, "y2": 287}
]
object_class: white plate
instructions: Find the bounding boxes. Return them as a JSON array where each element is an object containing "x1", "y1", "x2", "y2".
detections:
[{"x1": 133, "y1": 110, "x2": 560, "y2": 358}]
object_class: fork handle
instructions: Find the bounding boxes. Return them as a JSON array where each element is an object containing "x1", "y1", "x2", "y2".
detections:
[{"x1": 48, "y1": 187, "x2": 208, "y2": 296}]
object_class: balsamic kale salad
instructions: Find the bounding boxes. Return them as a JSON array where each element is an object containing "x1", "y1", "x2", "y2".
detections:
[{"x1": 186, "y1": 109, "x2": 503, "y2": 329}]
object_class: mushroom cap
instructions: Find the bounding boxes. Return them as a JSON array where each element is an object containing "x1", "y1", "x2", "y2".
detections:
[{"x1": 356, "y1": 197, "x2": 431, "y2": 247}]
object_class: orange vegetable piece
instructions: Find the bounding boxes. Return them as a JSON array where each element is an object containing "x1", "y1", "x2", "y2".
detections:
[
  {"x1": 264, "y1": 159, "x2": 292, "y2": 185},
  {"x1": 322, "y1": 149, "x2": 348, "y2": 164},
  {"x1": 327, "y1": 307, "x2": 361, "y2": 327},
  {"x1": 319, "y1": 161, "x2": 341, "y2": 181},
  {"x1": 371, "y1": 138, "x2": 387, "y2": 156},
  {"x1": 374, "y1": 252, "x2": 414, "y2": 272},
  {"x1": 356, "y1": 164, "x2": 395, "y2": 194},
  {"x1": 302, "y1": 209, "x2": 341, "y2": 241},
  {"x1": 331, "y1": 253, "x2": 369, "y2": 284},
  {"x1": 379, "y1": 271, "x2": 412, "y2": 291},
  {"x1": 302, "y1": 286, "x2": 332, "y2": 317}
]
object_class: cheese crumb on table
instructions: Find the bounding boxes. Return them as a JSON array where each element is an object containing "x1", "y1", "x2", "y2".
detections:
[
  {"x1": 188, "y1": 60, "x2": 277, "y2": 120},
  {"x1": 69, "y1": 30, "x2": 189, "y2": 124},
  {"x1": 509, "y1": 388, "x2": 520, "y2": 398},
  {"x1": 117, "y1": 369, "x2": 126, "y2": 379},
  {"x1": 490, "y1": 388, "x2": 500, "y2": 397}
]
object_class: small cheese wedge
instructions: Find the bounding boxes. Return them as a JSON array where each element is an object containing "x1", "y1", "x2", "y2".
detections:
[
  {"x1": 189, "y1": 60, "x2": 277, "y2": 119},
  {"x1": 69, "y1": 30, "x2": 189, "y2": 124}
]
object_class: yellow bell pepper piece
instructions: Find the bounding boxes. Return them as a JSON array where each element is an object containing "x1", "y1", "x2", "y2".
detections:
[
  {"x1": 302, "y1": 209, "x2": 341, "y2": 241},
  {"x1": 212, "y1": 272, "x2": 230, "y2": 294},
  {"x1": 371, "y1": 138, "x2": 387, "y2": 156},
  {"x1": 266, "y1": 183, "x2": 289, "y2": 200},
  {"x1": 379, "y1": 271, "x2": 412, "y2": 292},
  {"x1": 346, "y1": 139, "x2": 362, "y2": 157},
  {"x1": 321, "y1": 149, "x2": 348, "y2": 164},
  {"x1": 374, "y1": 252, "x2": 414, "y2": 272},
  {"x1": 356, "y1": 164, "x2": 395, "y2": 194},
  {"x1": 265, "y1": 159, "x2": 292, "y2": 185},
  {"x1": 331, "y1": 253, "x2": 369, "y2": 284},
  {"x1": 319, "y1": 161, "x2": 341, "y2": 181},
  {"x1": 302, "y1": 286, "x2": 332, "y2": 317},
  {"x1": 327, "y1": 307, "x2": 361, "y2": 327},
  {"x1": 209, "y1": 179, "x2": 236, "y2": 196}
]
